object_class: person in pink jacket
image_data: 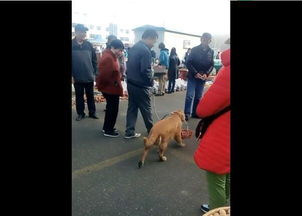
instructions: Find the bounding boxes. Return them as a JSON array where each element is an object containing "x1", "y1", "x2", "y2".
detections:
[{"x1": 194, "y1": 47, "x2": 230, "y2": 213}]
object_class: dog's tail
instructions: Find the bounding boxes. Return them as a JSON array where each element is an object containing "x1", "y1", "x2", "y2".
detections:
[{"x1": 143, "y1": 134, "x2": 161, "y2": 148}]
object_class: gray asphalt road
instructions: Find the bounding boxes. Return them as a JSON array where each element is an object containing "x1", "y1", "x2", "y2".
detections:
[{"x1": 72, "y1": 91, "x2": 209, "y2": 216}]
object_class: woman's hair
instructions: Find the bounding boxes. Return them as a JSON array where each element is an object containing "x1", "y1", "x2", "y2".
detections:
[
  {"x1": 170, "y1": 47, "x2": 177, "y2": 56},
  {"x1": 158, "y1": 42, "x2": 165, "y2": 50},
  {"x1": 110, "y1": 39, "x2": 124, "y2": 50}
]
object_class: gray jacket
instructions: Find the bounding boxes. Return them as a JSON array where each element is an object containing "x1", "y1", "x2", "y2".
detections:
[{"x1": 72, "y1": 39, "x2": 97, "y2": 83}]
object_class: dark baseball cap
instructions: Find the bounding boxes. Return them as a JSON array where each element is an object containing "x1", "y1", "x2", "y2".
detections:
[{"x1": 75, "y1": 24, "x2": 88, "y2": 32}]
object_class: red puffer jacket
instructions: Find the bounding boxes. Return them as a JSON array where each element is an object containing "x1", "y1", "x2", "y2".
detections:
[
  {"x1": 96, "y1": 49, "x2": 123, "y2": 96},
  {"x1": 193, "y1": 49, "x2": 230, "y2": 174}
]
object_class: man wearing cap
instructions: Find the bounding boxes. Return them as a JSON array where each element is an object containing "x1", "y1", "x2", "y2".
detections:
[
  {"x1": 72, "y1": 24, "x2": 98, "y2": 121},
  {"x1": 184, "y1": 32, "x2": 214, "y2": 121}
]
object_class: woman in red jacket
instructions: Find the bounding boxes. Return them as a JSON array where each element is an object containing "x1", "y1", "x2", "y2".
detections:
[
  {"x1": 194, "y1": 48, "x2": 230, "y2": 213},
  {"x1": 96, "y1": 39, "x2": 124, "y2": 137}
]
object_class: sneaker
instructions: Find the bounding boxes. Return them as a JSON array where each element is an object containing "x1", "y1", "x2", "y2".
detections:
[
  {"x1": 200, "y1": 204, "x2": 209, "y2": 213},
  {"x1": 124, "y1": 133, "x2": 141, "y2": 139},
  {"x1": 76, "y1": 114, "x2": 86, "y2": 121},
  {"x1": 104, "y1": 131, "x2": 119, "y2": 138},
  {"x1": 89, "y1": 114, "x2": 99, "y2": 119},
  {"x1": 102, "y1": 128, "x2": 117, "y2": 133}
]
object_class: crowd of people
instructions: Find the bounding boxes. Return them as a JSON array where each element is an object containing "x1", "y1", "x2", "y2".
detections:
[{"x1": 72, "y1": 23, "x2": 230, "y2": 214}]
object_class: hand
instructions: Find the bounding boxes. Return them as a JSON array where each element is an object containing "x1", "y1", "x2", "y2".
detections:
[
  {"x1": 201, "y1": 74, "x2": 208, "y2": 80},
  {"x1": 194, "y1": 73, "x2": 203, "y2": 79}
]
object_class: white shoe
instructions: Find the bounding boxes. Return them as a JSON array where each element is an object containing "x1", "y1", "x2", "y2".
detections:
[{"x1": 124, "y1": 133, "x2": 141, "y2": 139}]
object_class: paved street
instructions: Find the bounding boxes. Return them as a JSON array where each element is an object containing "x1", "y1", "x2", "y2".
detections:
[{"x1": 72, "y1": 91, "x2": 209, "y2": 216}]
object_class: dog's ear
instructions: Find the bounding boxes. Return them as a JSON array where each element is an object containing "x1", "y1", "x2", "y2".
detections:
[
  {"x1": 174, "y1": 110, "x2": 185, "y2": 122},
  {"x1": 179, "y1": 112, "x2": 185, "y2": 122}
]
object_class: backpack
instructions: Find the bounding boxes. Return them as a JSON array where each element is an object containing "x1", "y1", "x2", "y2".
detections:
[{"x1": 195, "y1": 105, "x2": 230, "y2": 140}]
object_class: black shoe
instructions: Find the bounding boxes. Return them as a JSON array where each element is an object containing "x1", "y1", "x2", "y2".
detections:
[
  {"x1": 76, "y1": 114, "x2": 86, "y2": 121},
  {"x1": 124, "y1": 133, "x2": 141, "y2": 139},
  {"x1": 102, "y1": 128, "x2": 117, "y2": 133},
  {"x1": 185, "y1": 114, "x2": 189, "y2": 121},
  {"x1": 104, "y1": 131, "x2": 119, "y2": 138},
  {"x1": 200, "y1": 204, "x2": 209, "y2": 213},
  {"x1": 89, "y1": 114, "x2": 99, "y2": 119}
]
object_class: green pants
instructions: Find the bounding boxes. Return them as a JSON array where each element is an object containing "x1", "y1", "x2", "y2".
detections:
[{"x1": 206, "y1": 171, "x2": 230, "y2": 210}]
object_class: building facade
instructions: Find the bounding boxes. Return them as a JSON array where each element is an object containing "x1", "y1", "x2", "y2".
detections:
[
  {"x1": 133, "y1": 25, "x2": 229, "y2": 61},
  {"x1": 72, "y1": 12, "x2": 134, "y2": 47}
]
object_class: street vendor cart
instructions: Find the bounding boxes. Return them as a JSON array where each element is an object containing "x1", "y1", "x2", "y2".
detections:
[{"x1": 179, "y1": 68, "x2": 189, "y2": 81}]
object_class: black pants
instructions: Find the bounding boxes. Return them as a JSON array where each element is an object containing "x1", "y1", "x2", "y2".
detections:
[
  {"x1": 102, "y1": 92, "x2": 120, "y2": 132},
  {"x1": 168, "y1": 76, "x2": 176, "y2": 92},
  {"x1": 74, "y1": 82, "x2": 96, "y2": 116},
  {"x1": 125, "y1": 83, "x2": 153, "y2": 135}
]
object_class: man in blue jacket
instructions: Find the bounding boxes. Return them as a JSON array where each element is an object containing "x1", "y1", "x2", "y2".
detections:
[
  {"x1": 184, "y1": 32, "x2": 214, "y2": 121},
  {"x1": 124, "y1": 29, "x2": 158, "y2": 138},
  {"x1": 72, "y1": 24, "x2": 98, "y2": 121}
]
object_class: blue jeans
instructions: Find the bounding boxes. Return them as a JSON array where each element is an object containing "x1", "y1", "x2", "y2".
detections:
[{"x1": 184, "y1": 78, "x2": 206, "y2": 117}]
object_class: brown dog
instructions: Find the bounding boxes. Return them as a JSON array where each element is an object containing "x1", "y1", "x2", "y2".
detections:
[{"x1": 138, "y1": 110, "x2": 186, "y2": 168}]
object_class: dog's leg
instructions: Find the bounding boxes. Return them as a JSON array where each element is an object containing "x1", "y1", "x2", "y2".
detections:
[
  {"x1": 175, "y1": 130, "x2": 186, "y2": 147},
  {"x1": 158, "y1": 141, "x2": 168, "y2": 162},
  {"x1": 138, "y1": 146, "x2": 152, "y2": 168},
  {"x1": 155, "y1": 136, "x2": 162, "y2": 154},
  {"x1": 138, "y1": 137, "x2": 154, "y2": 168}
]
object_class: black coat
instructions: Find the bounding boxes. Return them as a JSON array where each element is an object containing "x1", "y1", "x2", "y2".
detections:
[
  {"x1": 168, "y1": 54, "x2": 180, "y2": 79},
  {"x1": 186, "y1": 44, "x2": 214, "y2": 80},
  {"x1": 126, "y1": 41, "x2": 153, "y2": 88}
]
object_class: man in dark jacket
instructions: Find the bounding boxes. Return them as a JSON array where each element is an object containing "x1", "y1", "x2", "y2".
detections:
[
  {"x1": 124, "y1": 29, "x2": 158, "y2": 138},
  {"x1": 184, "y1": 32, "x2": 214, "y2": 121},
  {"x1": 72, "y1": 24, "x2": 98, "y2": 121}
]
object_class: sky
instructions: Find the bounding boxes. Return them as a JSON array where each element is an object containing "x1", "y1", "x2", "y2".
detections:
[{"x1": 72, "y1": 0, "x2": 230, "y2": 36}]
